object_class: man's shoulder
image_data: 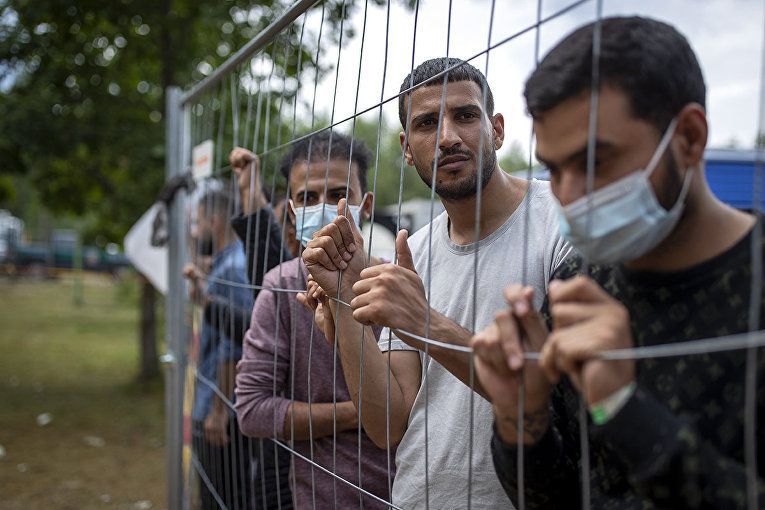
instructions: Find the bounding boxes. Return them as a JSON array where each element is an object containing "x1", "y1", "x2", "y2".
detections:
[
  {"x1": 262, "y1": 257, "x2": 304, "y2": 289},
  {"x1": 213, "y1": 242, "x2": 246, "y2": 274},
  {"x1": 526, "y1": 179, "x2": 559, "y2": 219},
  {"x1": 408, "y1": 210, "x2": 449, "y2": 253},
  {"x1": 551, "y1": 255, "x2": 622, "y2": 293}
]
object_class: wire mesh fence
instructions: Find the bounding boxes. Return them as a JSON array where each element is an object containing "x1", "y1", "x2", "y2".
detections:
[{"x1": 162, "y1": 1, "x2": 765, "y2": 509}]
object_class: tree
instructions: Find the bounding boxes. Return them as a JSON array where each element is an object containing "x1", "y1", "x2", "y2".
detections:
[
  {"x1": 352, "y1": 115, "x2": 432, "y2": 206},
  {"x1": 500, "y1": 140, "x2": 531, "y2": 174},
  {"x1": 0, "y1": 0, "x2": 402, "y2": 382}
]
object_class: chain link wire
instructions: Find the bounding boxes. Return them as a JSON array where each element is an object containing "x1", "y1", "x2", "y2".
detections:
[{"x1": 167, "y1": 1, "x2": 765, "y2": 508}]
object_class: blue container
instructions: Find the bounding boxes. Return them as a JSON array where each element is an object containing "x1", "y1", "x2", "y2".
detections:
[{"x1": 705, "y1": 148, "x2": 765, "y2": 211}]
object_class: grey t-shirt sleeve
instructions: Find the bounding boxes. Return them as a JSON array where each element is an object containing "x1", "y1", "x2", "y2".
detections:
[
  {"x1": 377, "y1": 327, "x2": 417, "y2": 352},
  {"x1": 536, "y1": 180, "x2": 574, "y2": 282},
  {"x1": 551, "y1": 234, "x2": 574, "y2": 275}
]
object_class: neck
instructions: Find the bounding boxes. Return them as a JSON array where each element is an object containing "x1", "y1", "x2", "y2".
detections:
[
  {"x1": 625, "y1": 175, "x2": 755, "y2": 272},
  {"x1": 214, "y1": 229, "x2": 232, "y2": 255},
  {"x1": 441, "y1": 167, "x2": 528, "y2": 245}
]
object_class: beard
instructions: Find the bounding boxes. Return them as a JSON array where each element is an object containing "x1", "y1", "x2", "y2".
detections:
[
  {"x1": 655, "y1": 152, "x2": 684, "y2": 211},
  {"x1": 195, "y1": 233, "x2": 214, "y2": 257},
  {"x1": 413, "y1": 142, "x2": 497, "y2": 201}
]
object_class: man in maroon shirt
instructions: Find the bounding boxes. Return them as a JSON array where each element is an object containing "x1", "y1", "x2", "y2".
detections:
[{"x1": 234, "y1": 130, "x2": 392, "y2": 509}]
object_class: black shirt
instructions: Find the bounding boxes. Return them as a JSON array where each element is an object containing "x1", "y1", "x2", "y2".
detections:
[
  {"x1": 492, "y1": 223, "x2": 765, "y2": 509},
  {"x1": 230, "y1": 206, "x2": 294, "y2": 301}
]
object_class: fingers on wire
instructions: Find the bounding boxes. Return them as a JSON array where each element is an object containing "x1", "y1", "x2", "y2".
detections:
[
  {"x1": 304, "y1": 235, "x2": 347, "y2": 270},
  {"x1": 471, "y1": 320, "x2": 512, "y2": 374},
  {"x1": 349, "y1": 291, "x2": 376, "y2": 326},
  {"x1": 548, "y1": 275, "x2": 609, "y2": 304},
  {"x1": 495, "y1": 309, "x2": 525, "y2": 371},
  {"x1": 550, "y1": 302, "x2": 594, "y2": 329},
  {"x1": 322, "y1": 221, "x2": 354, "y2": 261},
  {"x1": 229, "y1": 147, "x2": 256, "y2": 171}
]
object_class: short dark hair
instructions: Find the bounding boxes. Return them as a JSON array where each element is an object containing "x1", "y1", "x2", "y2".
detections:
[
  {"x1": 524, "y1": 16, "x2": 706, "y2": 131},
  {"x1": 279, "y1": 130, "x2": 371, "y2": 192},
  {"x1": 198, "y1": 189, "x2": 232, "y2": 220},
  {"x1": 398, "y1": 57, "x2": 495, "y2": 129}
]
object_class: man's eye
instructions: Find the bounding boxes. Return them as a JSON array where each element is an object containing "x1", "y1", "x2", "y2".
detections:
[{"x1": 297, "y1": 195, "x2": 317, "y2": 206}]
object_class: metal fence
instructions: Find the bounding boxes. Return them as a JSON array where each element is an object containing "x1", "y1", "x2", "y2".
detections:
[{"x1": 162, "y1": 1, "x2": 765, "y2": 509}]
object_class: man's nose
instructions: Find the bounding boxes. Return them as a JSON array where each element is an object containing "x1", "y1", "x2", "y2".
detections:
[
  {"x1": 438, "y1": 117, "x2": 461, "y2": 150},
  {"x1": 554, "y1": 171, "x2": 587, "y2": 207}
]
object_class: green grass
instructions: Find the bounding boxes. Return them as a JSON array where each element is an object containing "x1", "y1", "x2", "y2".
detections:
[{"x1": 0, "y1": 274, "x2": 166, "y2": 510}]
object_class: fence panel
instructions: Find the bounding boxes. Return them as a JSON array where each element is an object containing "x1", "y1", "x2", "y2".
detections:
[{"x1": 163, "y1": 1, "x2": 765, "y2": 509}]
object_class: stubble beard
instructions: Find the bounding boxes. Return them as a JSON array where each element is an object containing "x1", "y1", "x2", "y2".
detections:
[{"x1": 414, "y1": 144, "x2": 497, "y2": 202}]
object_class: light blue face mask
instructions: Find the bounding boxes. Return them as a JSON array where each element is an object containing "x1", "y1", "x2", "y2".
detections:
[
  {"x1": 558, "y1": 118, "x2": 694, "y2": 265},
  {"x1": 290, "y1": 195, "x2": 366, "y2": 247}
]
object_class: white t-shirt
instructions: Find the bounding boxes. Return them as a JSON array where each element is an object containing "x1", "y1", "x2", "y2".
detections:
[{"x1": 379, "y1": 179, "x2": 571, "y2": 509}]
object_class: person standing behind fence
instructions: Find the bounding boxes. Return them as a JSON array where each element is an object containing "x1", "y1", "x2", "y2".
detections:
[
  {"x1": 302, "y1": 58, "x2": 571, "y2": 508},
  {"x1": 225, "y1": 147, "x2": 296, "y2": 509},
  {"x1": 229, "y1": 147, "x2": 296, "y2": 299},
  {"x1": 235, "y1": 130, "x2": 394, "y2": 509},
  {"x1": 472, "y1": 16, "x2": 765, "y2": 509},
  {"x1": 185, "y1": 189, "x2": 254, "y2": 510}
]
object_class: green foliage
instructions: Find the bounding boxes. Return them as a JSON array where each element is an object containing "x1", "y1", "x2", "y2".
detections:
[
  {"x1": 0, "y1": 0, "x2": 399, "y2": 242},
  {"x1": 351, "y1": 115, "x2": 432, "y2": 205},
  {"x1": 500, "y1": 140, "x2": 530, "y2": 174}
]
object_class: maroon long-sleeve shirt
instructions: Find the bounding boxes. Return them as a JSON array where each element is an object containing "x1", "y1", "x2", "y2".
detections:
[{"x1": 235, "y1": 257, "x2": 394, "y2": 509}]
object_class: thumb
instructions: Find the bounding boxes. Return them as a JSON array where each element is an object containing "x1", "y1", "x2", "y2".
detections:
[
  {"x1": 337, "y1": 197, "x2": 362, "y2": 238},
  {"x1": 337, "y1": 198, "x2": 348, "y2": 219},
  {"x1": 510, "y1": 288, "x2": 549, "y2": 351},
  {"x1": 337, "y1": 197, "x2": 355, "y2": 224},
  {"x1": 395, "y1": 230, "x2": 416, "y2": 272}
]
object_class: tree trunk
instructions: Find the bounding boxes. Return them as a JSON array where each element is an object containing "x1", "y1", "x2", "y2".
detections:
[{"x1": 139, "y1": 274, "x2": 160, "y2": 381}]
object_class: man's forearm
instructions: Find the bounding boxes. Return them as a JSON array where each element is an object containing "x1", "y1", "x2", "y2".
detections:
[
  {"x1": 394, "y1": 309, "x2": 489, "y2": 400},
  {"x1": 331, "y1": 300, "x2": 415, "y2": 449},
  {"x1": 283, "y1": 401, "x2": 357, "y2": 440},
  {"x1": 494, "y1": 403, "x2": 551, "y2": 445},
  {"x1": 214, "y1": 361, "x2": 236, "y2": 413}
]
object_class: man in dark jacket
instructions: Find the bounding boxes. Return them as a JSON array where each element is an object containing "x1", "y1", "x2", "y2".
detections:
[{"x1": 472, "y1": 16, "x2": 765, "y2": 509}]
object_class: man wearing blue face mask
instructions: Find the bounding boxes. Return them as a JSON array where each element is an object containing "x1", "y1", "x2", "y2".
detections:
[
  {"x1": 472, "y1": 16, "x2": 765, "y2": 509},
  {"x1": 234, "y1": 130, "x2": 393, "y2": 509}
]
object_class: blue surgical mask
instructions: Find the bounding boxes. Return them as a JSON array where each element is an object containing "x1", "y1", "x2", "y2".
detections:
[
  {"x1": 558, "y1": 118, "x2": 694, "y2": 264},
  {"x1": 290, "y1": 195, "x2": 366, "y2": 247}
]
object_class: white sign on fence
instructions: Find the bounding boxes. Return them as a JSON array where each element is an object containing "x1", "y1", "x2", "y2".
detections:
[
  {"x1": 124, "y1": 203, "x2": 168, "y2": 294},
  {"x1": 192, "y1": 139, "x2": 214, "y2": 180}
]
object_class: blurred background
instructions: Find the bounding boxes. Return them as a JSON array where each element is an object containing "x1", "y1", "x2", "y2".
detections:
[{"x1": 1, "y1": 0, "x2": 763, "y2": 508}]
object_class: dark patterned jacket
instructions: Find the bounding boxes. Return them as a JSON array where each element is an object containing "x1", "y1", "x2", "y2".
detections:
[{"x1": 492, "y1": 227, "x2": 765, "y2": 509}]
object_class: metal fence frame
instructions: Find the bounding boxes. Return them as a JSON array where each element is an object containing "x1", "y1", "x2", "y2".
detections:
[
  {"x1": 163, "y1": 3, "x2": 319, "y2": 508},
  {"x1": 160, "y1": 2, "x2": 765, "y2": 509}
]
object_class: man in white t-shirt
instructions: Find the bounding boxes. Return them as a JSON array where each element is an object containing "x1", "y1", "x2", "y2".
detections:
[{"x1": 302, "y1": 58, "x2": 571, "y2": 508}]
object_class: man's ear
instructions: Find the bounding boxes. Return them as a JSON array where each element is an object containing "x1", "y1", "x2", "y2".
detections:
[
  {"x1": 674, "y1": 103, "x2": 707, "y2": 170},
  {"x1": 361, "y1": 192, "x2": 374, "y2": 221},
  {"x1": 286, "y1": 199, "x2": 297, "y2": 225},
  {"x1": 491, "y1": 113, "x2": 505, "y2": 151},
  {"x1": 399, "y1": 131, "x2": 414, "y2": 166}
]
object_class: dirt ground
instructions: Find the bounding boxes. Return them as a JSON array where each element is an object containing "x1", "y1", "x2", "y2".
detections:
[{"x1": 0, "y1": 275, "x2": 166, "y2": 510}]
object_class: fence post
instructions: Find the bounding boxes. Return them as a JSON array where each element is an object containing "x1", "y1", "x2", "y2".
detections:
[{"x1": 164, "y1": 85, "x2": 189, "y2": 510}]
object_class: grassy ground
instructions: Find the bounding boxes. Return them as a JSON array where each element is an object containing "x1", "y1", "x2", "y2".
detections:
[{"x1": 0, "y1": 274, "x2": 166, "y2": 510}]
